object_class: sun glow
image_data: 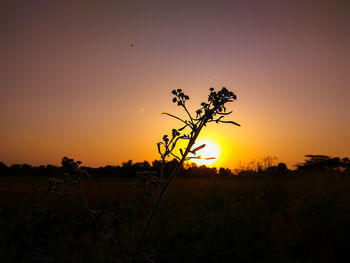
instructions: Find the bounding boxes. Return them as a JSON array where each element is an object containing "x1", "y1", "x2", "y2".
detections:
[{"x1": 188, "y1": 139, "x2": 221, "y2": 166}]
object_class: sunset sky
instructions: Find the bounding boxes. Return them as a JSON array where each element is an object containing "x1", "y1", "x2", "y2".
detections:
[{"x1": 1, "y1": 0, "x2": 349, "y2": 169}]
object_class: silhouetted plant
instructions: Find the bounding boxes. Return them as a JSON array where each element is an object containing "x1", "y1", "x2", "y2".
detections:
[
  {"x1": 47, "y1": 157, "x2": 89, "y2": 196},
  {"x1": 135, "y1": 170, "x2": 161, "y2": 196},
  {"x1": 47, "y1": 157, "x2": 127, "y2": 263},
  {"x1": 132, "y1": 87, "x2": 240, "y2": 262}
]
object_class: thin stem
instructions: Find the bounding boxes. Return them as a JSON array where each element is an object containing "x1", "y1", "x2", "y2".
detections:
[
  {"x1": 161, "y1": 113, "x2": 188, "y2": 125},
  {"x1": 130, "y1": 164, "x2": 183, "y2": 263},
  {"x1": 181, "y1": 104, "x2": 194, "y2": 124},
  {"x1": 131, "y1": 124, "x2": 204, "y2": 263},
  {"x1": 169, "y1": 152, "x2": 181, "y2": 161},
  {"x1": 170, "y1": 135, "x2": 190, "y2": 152},
  {"x1": 160, "y1": 157, "x2": 165, "y2": 186}
]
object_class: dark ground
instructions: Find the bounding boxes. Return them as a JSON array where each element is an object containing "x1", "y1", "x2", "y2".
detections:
[{"x1": 1, "y1": 173, "x2": 350, "y2": 263}]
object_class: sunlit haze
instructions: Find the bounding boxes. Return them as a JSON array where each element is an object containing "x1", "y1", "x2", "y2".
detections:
[
  {"x1": 188, "y1": 139, "x2": 221, "y2": 167},
  {"x1": 1, "y1": 0, "x2": 349, "y2": 169}
]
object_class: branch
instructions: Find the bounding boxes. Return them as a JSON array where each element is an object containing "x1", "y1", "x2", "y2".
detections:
[
  {"x1": 169, "y1": 152, "x2": 181, "y2": 161},
  {"x1": 181, "y1": 104, "x2": 194, "y2": 124},
  {"x1": 214, "y1": 116, "x2": 224, "y2": 123},
  {"x1": 162, "y1": 112, "x2": 187, "y2": 125},
  {"x1": 170, "y1": 135, "x2": 190, "y2": 152}
]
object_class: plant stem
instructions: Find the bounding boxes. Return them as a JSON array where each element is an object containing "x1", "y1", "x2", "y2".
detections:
[{"x1": 131, "y1": 125, "x2": 204, "y2": 263}]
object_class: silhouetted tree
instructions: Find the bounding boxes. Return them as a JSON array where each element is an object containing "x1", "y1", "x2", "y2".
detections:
[
  {"x1": 0, "y1": 162, "x2": 9, "y2": 177},
  {"x1": 297, "y1": 155, "x2": 343, "y2": 172}
]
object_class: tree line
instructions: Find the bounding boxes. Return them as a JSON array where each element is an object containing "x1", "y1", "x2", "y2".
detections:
[{"x1": 1, "y1": 154, "x2": 350, "y2": 178}]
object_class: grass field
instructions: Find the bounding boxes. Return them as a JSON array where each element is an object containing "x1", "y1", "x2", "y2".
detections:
[{"x1": 1, "y1": 174, "x2": 350, "y2": 262}]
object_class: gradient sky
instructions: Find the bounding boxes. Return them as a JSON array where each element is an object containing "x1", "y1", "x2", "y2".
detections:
[{"x1": 1, "y1": 0, "x2": 349, "y2": 168}]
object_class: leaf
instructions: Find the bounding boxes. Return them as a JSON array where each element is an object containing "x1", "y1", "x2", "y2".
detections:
[
  {"x1": 190, "y1": 144, "x2": 206, "y2": 154},
  {"x1": 218, "y1": 120, "x2": 240, "y2": 126},
  {"x1": 187, "y1": 156, "x2": 201, "y2": 159},
  {"x1": 216, "y1": 111, "x2": 233, "y2": 116},
  {"x1": 157, "y1": 143, "x2": 163, "y2": 155}
]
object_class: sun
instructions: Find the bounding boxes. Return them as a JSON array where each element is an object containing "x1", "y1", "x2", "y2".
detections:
[{"x1": 188, "y1": 139, "x2": 221, "y2": 166}]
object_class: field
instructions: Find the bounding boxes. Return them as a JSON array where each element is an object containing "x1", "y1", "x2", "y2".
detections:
[{"x1": 1, "y1": 174, "x2": 350, "y2": 263}]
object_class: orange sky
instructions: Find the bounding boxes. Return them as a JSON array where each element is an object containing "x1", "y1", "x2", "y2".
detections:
[{"x1": 1, "y1": 0, "x2": 349, "y2": 169}]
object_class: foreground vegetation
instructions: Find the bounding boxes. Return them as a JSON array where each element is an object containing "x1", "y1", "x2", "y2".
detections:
[{"x1": 1, "y1": 155, "x2": 350, "y2": 262}]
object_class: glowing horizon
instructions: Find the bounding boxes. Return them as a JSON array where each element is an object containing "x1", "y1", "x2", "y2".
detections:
[{"x1": 1, "y1": 1, "x2": 349, "y2": 169}]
